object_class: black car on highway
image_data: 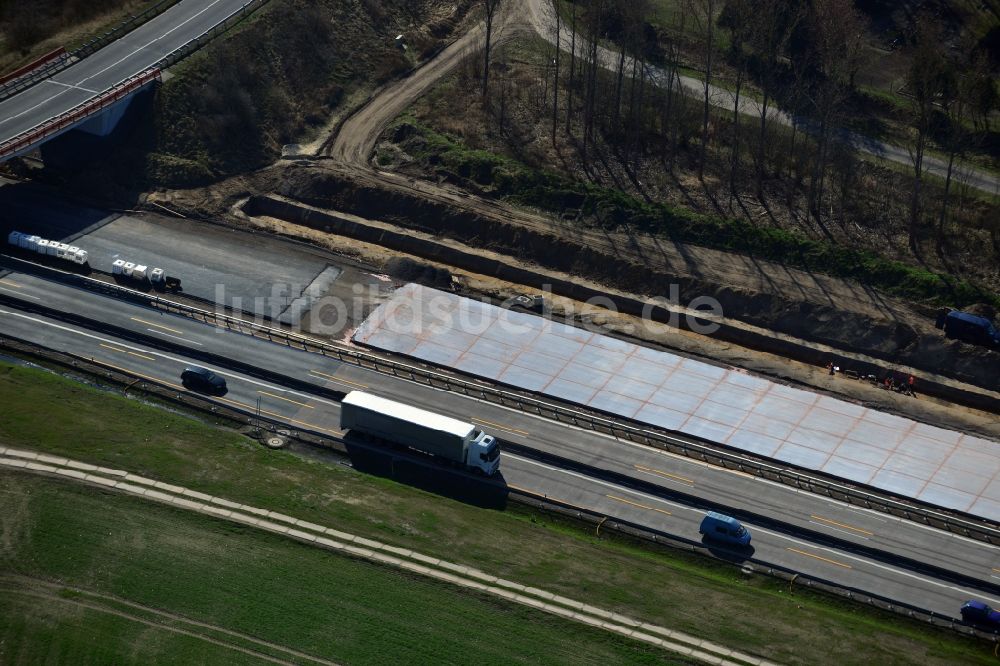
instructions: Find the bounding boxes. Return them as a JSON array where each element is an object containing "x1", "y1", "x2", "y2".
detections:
[{"x1": 181, "y1": 366, "x2": 227, "y2": 396}]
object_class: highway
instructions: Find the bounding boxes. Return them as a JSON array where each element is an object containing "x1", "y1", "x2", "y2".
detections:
[
  {"x1": 0, "y1": 0, "x2": 252, "y2": 147},
  {"x1": 0, "y1": 269, "x2": 998, "y2": 621}
]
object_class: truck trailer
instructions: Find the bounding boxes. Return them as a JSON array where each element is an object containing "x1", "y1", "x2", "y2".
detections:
[{"x1": 340, "y1": 391, "x2": 500, "y2": 476}]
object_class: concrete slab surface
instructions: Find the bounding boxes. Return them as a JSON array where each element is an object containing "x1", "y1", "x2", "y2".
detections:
[{"x1": 354, "y1": 284, "x2": 1000, "y2": 520}]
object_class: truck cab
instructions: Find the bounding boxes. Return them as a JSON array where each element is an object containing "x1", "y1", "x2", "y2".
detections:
[{"x1": 469, "y1": 432, "x2": 500, "y2": 476}]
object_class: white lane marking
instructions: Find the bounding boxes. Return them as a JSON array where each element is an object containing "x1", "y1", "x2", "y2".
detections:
[
  {"x1": 508, "y1": 453, "x2": 1000, "y2": 605},
  {"x1": 147, "y1": 329, "x2": 202, "y2": 346},
  {"x1": 44, "y1": 79, "x2": 97, "y2": 94},
  {"x1": 0, "y1": 307, "x2": 335, "y2": 406},
  {"x1": 0, "y1": 0, "x2": 227, "y2": 133},
  {"x1": 809, "y1": 520, "x2": 870, "y2": 541},
  {"x1": 75, "y1": 0, "x2": 227, "y2": 87},
  {"x1": 0, "y1": 86, "x2": 72, "y2": 129},
  {"x1": 434, "y1": 383, "x2": 997, "y2": 550}
]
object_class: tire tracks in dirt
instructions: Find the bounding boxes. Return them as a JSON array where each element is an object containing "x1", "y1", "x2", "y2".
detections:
[{"x1": 0, "y1": 577, "x2": 332, "y2": 666}]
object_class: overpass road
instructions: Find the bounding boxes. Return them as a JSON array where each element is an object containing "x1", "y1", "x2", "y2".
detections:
[
  {"x1": 0, "y1": 0, "x2": 252, "y2": 148},
  {"x1": 0, "y1": 270, "x2": 998, "y2": 621}
]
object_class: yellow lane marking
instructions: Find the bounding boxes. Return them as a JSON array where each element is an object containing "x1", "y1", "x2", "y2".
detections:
[
  {"x1": 98, "y1": 359, "x2": 183, "y2": 391},
  {"x1": 308, "y1": 369, "x2": 368, "y2": 389},
  {"x1": 1, "y1": 280, "x2": 23, "y2": 288},
  {"x1": 787, "y1": 547, "x2": 852, "y2": 569},
  {"x1": 993, "y1": 568, "x2": 1000, "y2": 574},
  {"x1": 634, "y1": 464, "x2": 694, "y2": 485},
  {"x1": 471, "y1": 417, "x2": 528, "y2": 436},
  {"x1": 257, "y1": 390, "x2": 313, "y2": 409},
  {"x1": 810, "y1": 515, "x2": 874, "y2": 537},
  {"x1": 99, "y1": 343, "x2": 156, "y2": 361},
  {"x1": 607, "y1": 494, "x2": 672, "y2": 516},
  {"x1": 724, "y1": 468, "x2": 756, "y2": 479},
  {"x1": 130, "y1": 317, "x2": 184, "y2": 335}
]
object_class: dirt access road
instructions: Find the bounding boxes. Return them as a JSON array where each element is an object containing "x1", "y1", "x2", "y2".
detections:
[
  {"x1": 519, "y1": 0, "x2": 1000, "y2": 196},
  {"x1": 239, "y1": 0, "x2": 1000, "y2": 415},
  {"x1": 319, "y1": 2, "x2": 942, "y2": 350}
]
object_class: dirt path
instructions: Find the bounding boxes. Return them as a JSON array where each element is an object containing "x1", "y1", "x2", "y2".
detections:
[
  {"x1": 313, "y1": 2, "x2": 935, "y2": 338},
  {"x1": 0, "y1": 452, "x2": 773, "y2": 666},
  {"x1": 325, "y1": 7, "x2": 528, "y2": 165},
  {"x1": 1, "y1": 574, "x2": 342, "y2": 665},
  {"x1": 0, "y1": 583, "x2": 311, "y2": 666},
  {"x1": 520, "y1": 0, "x2": 1000, "y2": 196}
]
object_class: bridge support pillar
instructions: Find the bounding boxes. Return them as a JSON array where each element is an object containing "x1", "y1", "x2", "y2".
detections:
[{"x1": 39, "y1": 86, "x2": 155, "y2": 169}]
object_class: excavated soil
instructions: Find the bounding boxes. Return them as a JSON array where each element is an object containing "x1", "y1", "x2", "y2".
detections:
[{"x1": 262, "y1": 163, "x2": 1000, "y2": 393}]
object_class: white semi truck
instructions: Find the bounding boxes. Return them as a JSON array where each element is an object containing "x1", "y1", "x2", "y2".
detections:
[{"x1": 340, "y1": 391, "x2": 500, "y2": 476}]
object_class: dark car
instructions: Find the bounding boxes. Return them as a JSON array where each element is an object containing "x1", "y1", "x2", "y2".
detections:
[
  {"x1": 960, "y1": 600, "x2": 1000, "y2": 629},
  {"x1": 181, "y1": 366, "x2": 227, "y2": 396}
]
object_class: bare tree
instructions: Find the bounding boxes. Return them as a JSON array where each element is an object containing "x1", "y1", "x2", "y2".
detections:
[
  {"x1": 481, "y1": 0, "x2": 507, "y2": 98},
  {"x1": 803, "y1": 0, "x2": 866, "y2": 219},
  {"x1": 938, "y1": 53, "x2": 997, "y2": 243},
  {"x1": 551, "y1": 0, "x2": 561, "y2": 145},
  {"x1": 747, "y1": 0, "x2": 800, "y2": 196},
  {"x1": 566, "y1": 1, "x2": 578, "y2": 134},
  {"x1": 905, "y1": 18, "x2": 951, "y2": 254},
  {"x1": 686, "y1": 0, "x2": 718, "y2": 180},
  {"x1": 719, "y1": 0, "x2": 753, "y2": 199}
]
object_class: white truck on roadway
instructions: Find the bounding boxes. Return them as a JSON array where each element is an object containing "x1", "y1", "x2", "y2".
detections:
[{"x1": 340, "y1": 391, "x2": 500, "y2": 476}]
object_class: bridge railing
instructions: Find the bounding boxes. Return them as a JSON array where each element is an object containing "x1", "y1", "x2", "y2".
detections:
[
  {"x1": 0, "y1": 0, "x2": 181, "y2": 102},
  {"x1": 154, "y1": 0, "x2": 275, "y2": 70},
  {"x1": 0, "y1": 0, "x2": 275, "y2": 160},
  {"x1": 0, "y1": 69, "x2": 161, "y2": 160},
  {"x1": 5, "y1": 260, "x2": 998, "y2": 546}
]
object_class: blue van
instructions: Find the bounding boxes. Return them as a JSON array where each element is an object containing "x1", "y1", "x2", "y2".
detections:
[
  {"x1": 939, "y1": 311, "x2": 1000, "y2": 349},
  {"x1": 699, "y1": 511, "x2": 751, "y2": 546}
]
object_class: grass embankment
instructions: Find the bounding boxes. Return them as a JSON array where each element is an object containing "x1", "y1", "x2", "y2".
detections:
[
  {"x1": 0, "y1": 473, "x2": 673, "y2": 665},
  {"x1": 0, "y1": 360, "x2": 993, "y2": 665},
  {"x1": 390, "y1": 118, "x2": 1000, "y2": 311}
]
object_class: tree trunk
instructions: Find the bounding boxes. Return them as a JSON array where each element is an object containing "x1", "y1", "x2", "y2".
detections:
[
  {"x1": 937, "y1": 148, "x2": 956, "y2": 246},
  {"x1": 551, "y1": 3, "x2": 560, "y2": 146},
  {"x1": 909, "y1": 131, "x2": 926, "y2": 254},
  {"x1": 729, "y1": 65, "x2": 744, "y2": 199},
  {"x1": 699, "y1": 6, "x2": 714, "y2": 180},
  {"x1": 613, "y1": 48, "x2": 626, "y2": 129},
  {"x1": 566, "y1": 4, "x2": 576, "y2": 134}
]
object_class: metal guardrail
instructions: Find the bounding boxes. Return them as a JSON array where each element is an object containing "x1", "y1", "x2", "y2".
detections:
[
  {"x1": 154, "y1": 0, "x2": 274, "y2": 71},
  {"x1": 0, "y1": 69, "x2": 161, "y2": 160},
  {"x1": 10, "y1": 264, "x2": 998, "y2": 546},
  {"x1": 3, "y1": 331, "x2": 994, "y2": 642},
  {"x1": 0, "y1": 0, "x2": 273, "y2": 159},
  {"x1": 0, "y1": 0, "x2": 181, "y2": 102},
  {"x1": 512, "y1": 489, "x2": 1000, "y2": 642},
  {"x1": 0, "y1": 48, "x2": 68, "y2": 88}
]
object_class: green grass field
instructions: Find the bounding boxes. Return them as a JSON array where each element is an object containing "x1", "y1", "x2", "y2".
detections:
[
  {"x1": 0, "y1": 472, "x2": 677, "y2": 665},
  {"x1": 0, "y1": 359, "x2": 994, "y2": 665}
]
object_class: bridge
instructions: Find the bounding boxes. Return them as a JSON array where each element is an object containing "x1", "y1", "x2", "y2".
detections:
[{"x1": 0, "y1": 0, "x2": 268, "y2": 162}]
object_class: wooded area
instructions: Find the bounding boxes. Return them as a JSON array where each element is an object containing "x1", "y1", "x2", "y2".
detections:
[{"x1": 472, "y1": 0, "x2": 999, "y2": 282}]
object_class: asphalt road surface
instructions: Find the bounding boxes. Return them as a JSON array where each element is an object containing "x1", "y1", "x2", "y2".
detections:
[
  {"x1": 0, "y1": 271, "x2": 997, "y2": 621},
  {"x1": 0, "y1": 0, "x2": 251, "y2": 146}
]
